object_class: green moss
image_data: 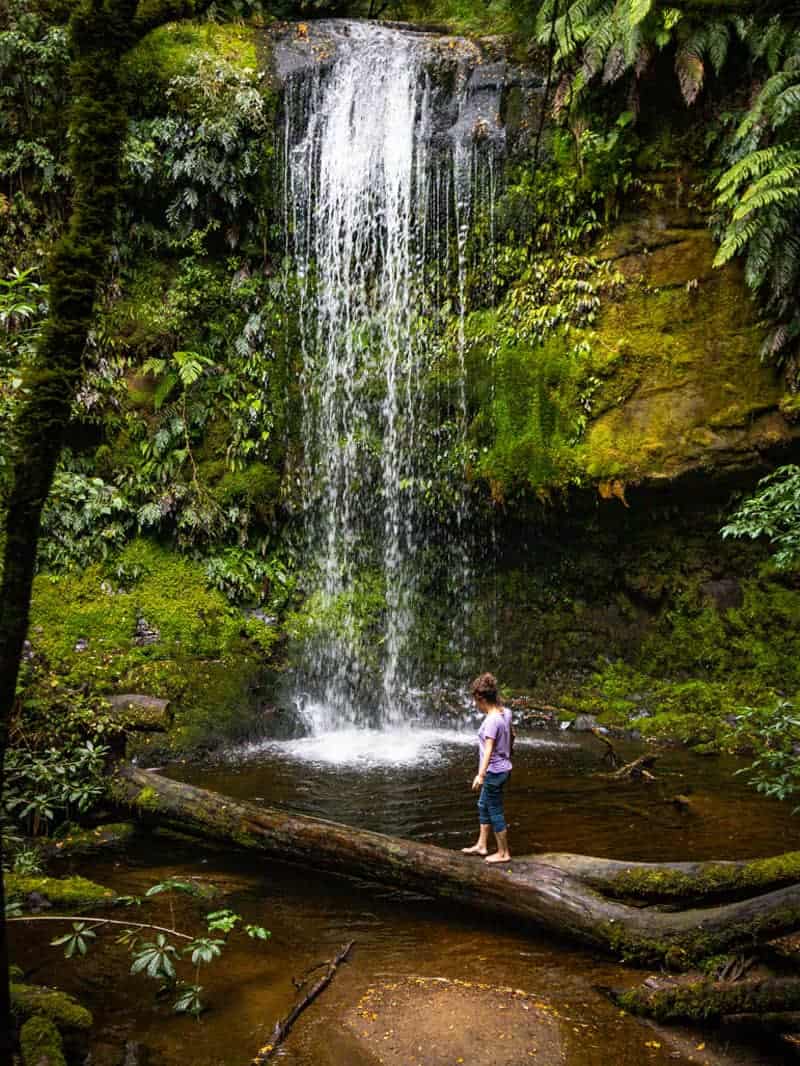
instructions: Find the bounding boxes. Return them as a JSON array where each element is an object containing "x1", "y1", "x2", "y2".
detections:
[
  {"x1": 121, "y1": 22, "x2": 260, "y2": 109},
  {"x1": 4, "y1": 874, "x2": 114, "y2": 909},
  {"x1": 582, "y1": 267, "x2": 771, "y2": 482},
  {"x1": 134, "y1": 786, "x2": 159, "y2": 810},
  {"x1": 50, "y1": 822, "x2": 137, "y2": 857},
  {"x1": 20, "y1": 1015, "x2": 67, "y2": 1066},
  {"x1": 11, "y1": 983, "x2": 93, "y2": 1030},
  {"x1": 596, "y1": 852, "x2": 800, "y2": 901}
]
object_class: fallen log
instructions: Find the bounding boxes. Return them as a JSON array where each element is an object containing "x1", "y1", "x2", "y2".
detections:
[{"x1": 111, "y1": 766, "x2": 800, "y2": 968}]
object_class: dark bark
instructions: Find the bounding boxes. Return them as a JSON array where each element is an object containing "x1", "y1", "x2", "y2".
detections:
[{"x1": 112, "y1": 766, "x2": 800, "y2": 968}]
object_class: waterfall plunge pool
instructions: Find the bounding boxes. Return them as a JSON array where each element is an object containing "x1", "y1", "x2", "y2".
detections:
[{"x1": 13, "y1": 735, "x2": 798, "y2": 1065}]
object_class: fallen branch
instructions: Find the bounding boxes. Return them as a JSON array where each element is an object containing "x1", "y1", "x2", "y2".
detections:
[
  {"x1": 252, "y1": 941, "x2": 354, "y2": 1063},
  {"x1": 590, "y1": 728, "x2": 620, "y2": 769},
  {"x1": 611, "y1": 753, "x2": 658, "y2": 781}
]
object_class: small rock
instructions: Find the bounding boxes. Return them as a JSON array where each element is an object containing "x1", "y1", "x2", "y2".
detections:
[
  {"x1": 571, "y1": 713, "x2": 599, "y2": 732},
  {"x1": 74, "y1": 637, "x2": 89, "y2": 653},
  {"x1": 108, "y1": 694, "x2": 171, "y2": 732},
  {"x1": 133, "y1": 617, "x2": 160, "y2": 646}
]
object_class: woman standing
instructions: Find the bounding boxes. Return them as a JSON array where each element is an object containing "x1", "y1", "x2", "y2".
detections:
[{"x1": 462, "y1": 672, "x2": 513, "y2": 863}]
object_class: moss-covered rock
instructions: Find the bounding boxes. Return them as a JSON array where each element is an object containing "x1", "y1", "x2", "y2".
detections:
[
  {"x1": 19, "y1": 1015, "x2": 67, "y2": 1066},
  {"x1": 11, "y1": 983, "x2": 93, "y2": 1031},
  {"x1": 4, "y1": 874, "x2": 115, "y2": 909},
  {"x1": 47, "y1": 822, "x2": 138, "y2": 859}
]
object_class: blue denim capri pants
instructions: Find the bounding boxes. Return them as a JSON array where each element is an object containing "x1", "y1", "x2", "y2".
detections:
[{"x1": 477, "y1": 770, "x2": 510, "y2": 832}]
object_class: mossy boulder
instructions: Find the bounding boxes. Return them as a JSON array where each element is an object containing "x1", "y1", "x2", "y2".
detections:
[
  {"x1": 4, "y1": 874, "x2": 115, "y2": 910},
  {"x1": 11, "y1": 983, "x2": 93, "y2": 1031},
  {"x1": 19, "y1": 1015, "x2": 67, "y2": 1066},
  {"x1": 47, "y1": 822, "x2": 138, "y2": 859}
]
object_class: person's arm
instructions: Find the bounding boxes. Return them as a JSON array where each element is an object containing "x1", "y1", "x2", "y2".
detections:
[{"x1": 472, "y1": 737, "x2": 494, "y2": 791}]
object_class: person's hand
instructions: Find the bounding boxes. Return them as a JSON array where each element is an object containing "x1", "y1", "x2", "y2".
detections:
[{"x1": 471, "y1": 774, "x2": 484, "y2": 792}]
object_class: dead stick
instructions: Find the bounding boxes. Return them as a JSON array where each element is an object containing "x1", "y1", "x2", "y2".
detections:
[
  {"x1": 252, "y1": 941, "x2": 354, "y2": 1063},
  {"x1": 589, "y1": 727, "x2": 620, "y2": 769}
]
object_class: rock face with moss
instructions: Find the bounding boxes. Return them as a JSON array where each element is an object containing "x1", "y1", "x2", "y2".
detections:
[{"x1": 584, "y1": 210, "x2": 799, "y2": 484}]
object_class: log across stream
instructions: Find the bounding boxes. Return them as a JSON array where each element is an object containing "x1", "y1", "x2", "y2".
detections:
[{"x1": 112, "y1": 758, "x2": 800, "y2": 968}]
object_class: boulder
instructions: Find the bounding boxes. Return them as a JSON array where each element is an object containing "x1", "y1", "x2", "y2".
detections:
[{"x1": 107, "y1": 694, "x2": 171, "y2": 732}]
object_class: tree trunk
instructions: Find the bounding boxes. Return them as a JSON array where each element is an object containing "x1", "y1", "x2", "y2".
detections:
[{"x1": 111, "y1": 766, "x2": 800, "y2": 968}]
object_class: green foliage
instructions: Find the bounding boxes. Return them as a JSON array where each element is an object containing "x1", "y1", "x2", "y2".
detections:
[
  {"x1": 721, "y1": 465, "x2": 800, "y2": 569},
  {"x1": 121, "y1": 26, "x2": 272, "y2": 248},
  {"x1": 0, "y1": 0, "x2": 70, "y2": 270},
  {"x1": 0, "y1": 268, "x2": 48, "y2": 488},
  {"x1": 713, "y1": 37, "x2": 800, "y2": 360},
  {"x1": 41, "y1": 878, "x2": 271, "y2": 1017},
  {"x1": 3, "y1": 741, "x2": 109, "y2": 836},
  {"x1": 731, "y1": 699, "x2": 800, "y2": 807}
]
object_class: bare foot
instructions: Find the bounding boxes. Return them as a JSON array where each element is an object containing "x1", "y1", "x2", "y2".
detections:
[
  {"x1": 461, "y1": 844, "x2": 489, "y2": 855},
  {"x1": 485, "y1": 852, "x2": 511, "y2": 863}
]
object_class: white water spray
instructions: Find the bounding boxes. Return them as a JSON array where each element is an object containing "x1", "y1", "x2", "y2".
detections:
[{"x1": 282, "y1": 21, "x2": 504, "y2": 733}]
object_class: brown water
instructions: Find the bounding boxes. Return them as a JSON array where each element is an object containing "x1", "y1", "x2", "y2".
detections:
[{"x1": 14, "y1": 730, "x2": 799, "y2": 1065}]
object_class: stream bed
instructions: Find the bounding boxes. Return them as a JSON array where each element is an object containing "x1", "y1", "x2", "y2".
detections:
[{"x1": 16, "y1": 731, "x2": 800, "y2": 1064}]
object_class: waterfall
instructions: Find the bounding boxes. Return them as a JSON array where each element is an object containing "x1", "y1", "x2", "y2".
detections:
[{"x1": 280, "y1": 20, "x2": 504, "y2": 733}]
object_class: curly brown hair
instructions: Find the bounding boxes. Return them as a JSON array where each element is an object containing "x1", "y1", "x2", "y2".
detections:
[{"x1": 470, "y1": 672, "x2": 499, "y2": 703}]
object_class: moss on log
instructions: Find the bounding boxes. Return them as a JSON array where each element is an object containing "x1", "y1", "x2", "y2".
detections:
[
  {"x1": 618, "y1": 977, "x2": 800, "y2": 1021},
  {"x1": 535, "y1": 852, "x2": 800, "y2": 901},
  {"x1": 111, "y1": 765, "x2": 800, "y2": 968}
]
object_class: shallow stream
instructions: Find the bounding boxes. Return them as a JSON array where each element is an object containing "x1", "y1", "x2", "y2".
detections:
[{"x1": 14, "y1": 730, "x2": 800, "y2": 1064}]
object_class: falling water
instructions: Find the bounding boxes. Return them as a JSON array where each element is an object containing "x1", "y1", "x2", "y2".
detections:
[{"x1": 281, "y1": 20, "x2": 505, "y2": 732}]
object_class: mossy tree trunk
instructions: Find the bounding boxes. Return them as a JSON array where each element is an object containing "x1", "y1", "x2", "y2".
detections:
[
  {"x1": 0, "y1": 1, "x2": 213, "y2": 1060},
  {"x1": 112, "y1": 766, "x2": 800, "y2": 970}
]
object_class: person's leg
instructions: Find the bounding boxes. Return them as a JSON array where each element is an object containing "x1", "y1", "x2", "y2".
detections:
[
  {"x1": 462, "y1": 784, "x2": 491, "y2": 854},
  {"x1": 484, "y1": 772, "x2": 511, "y2": 863}
]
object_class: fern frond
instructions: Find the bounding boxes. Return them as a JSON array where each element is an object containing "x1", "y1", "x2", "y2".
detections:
[
  {"x1": 772, "y1": 83, "x2": 800, "y2": 128},
  {"x1": 627, "y1": 0, "x2": 652, "y2": 27},
  {"x1": 706, "y1": 20, "x2": 730, "y2": 76},
  {"x1": 733, "y1": 185, "x2": 800, "y2": 222},
  {"x1": 713, "y1": 216, "x2": 763, "y2": 265},
  {"x1": 716, "y1": 146, "x2": 785, "y2": 198}
]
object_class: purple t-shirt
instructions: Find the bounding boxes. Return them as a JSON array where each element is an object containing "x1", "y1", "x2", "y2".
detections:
[{"x1": 478, "y1": 708, "x2": 513, "y2": 774}]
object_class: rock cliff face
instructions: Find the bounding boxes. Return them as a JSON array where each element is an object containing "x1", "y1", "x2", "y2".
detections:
[{"x1": 584, "y1": 200, "x2": 800, "y2": 487}]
